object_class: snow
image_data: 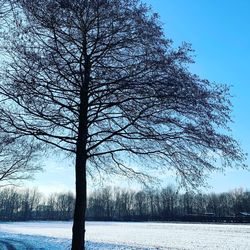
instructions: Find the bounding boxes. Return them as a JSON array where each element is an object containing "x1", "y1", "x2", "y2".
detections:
[
  {"x1": 1, "y1": 221, "x2": 250, "y2": 249},
  {"x1": 0, "y1": 232, "x2": 70, "y2": 249}
]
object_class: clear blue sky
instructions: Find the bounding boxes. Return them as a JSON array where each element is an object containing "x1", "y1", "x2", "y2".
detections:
[
  {"x1": 144, "y1": 0, "x2": 250, "y2": 192},
  {"x1": 26, "y1": 0, "x2": 250, "y2": 194}
]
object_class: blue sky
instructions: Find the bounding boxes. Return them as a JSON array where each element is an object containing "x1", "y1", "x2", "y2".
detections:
[
  {"x1": 27, "y1": 0, "x2": 250, "y2": 194},
  {"x1": 144, "y1": 0, "x2": 250, "y2": 192}
]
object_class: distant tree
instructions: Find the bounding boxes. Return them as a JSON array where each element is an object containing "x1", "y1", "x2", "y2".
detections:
[
  {"x1": 0, "y1": 188, "x2": 20, "y2": 220},
  {"x1": 46, "y1": 193, "x2": 57, "y2": 219},
  {"x1": 113, "y1": 188, "x2": 123, "y2": 220},
  {"x1": 134, "y1": 190, "x2": 147, "y2": 219},
  {"x1": 231, "y1": 188, "x2": 246, "y2": 215},
  {"x1": 0, "y1": 0, "x2": 246, "y2": 249},
  {"x1": 55, "y1": 192, "x2": 75, "y2": 220},
  {"x1": 87, "y1": 190, "x2": 102, "y2": 219},
  {"x1": 20, "y1": 188, "x2": 41, "y2": 220},
  {"x1": 145, "y1": 189, "x2": 158, "y2": 219},
  {"x1": 207, "y1": 193, "x2": 220, "y2": 215},
  {"x1": 182, "y1": 192, "x2": 195, "y2": 215},
  {"x1": 216, "y1": 192, "x2": 233, "y2": 216},
  {"x1": 193, "y1": 193, "x2": 206, "y2": 215},
  {"x1": 88, "y1": 187, "x2": 114, "y2": 220},
  {"x1": 101, "y1": 187, "x2": 114, "y2": 220},
  {"x1": 160, "y1": 186, "x2": 178, "y2": 218}
]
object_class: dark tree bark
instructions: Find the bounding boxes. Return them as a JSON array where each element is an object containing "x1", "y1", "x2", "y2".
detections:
[
  {"x1": 0, "y1": 0, "x2": 246, "y2": 249},
  {"x1": 72, "y1": 57, "x2": 90, "y2": 249}
]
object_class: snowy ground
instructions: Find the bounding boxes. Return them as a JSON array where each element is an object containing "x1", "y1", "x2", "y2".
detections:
[{"x1": 0, "y1": 221, "x2": 250, "y2": 249}]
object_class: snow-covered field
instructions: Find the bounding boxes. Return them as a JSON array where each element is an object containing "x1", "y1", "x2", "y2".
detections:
[{"x1": 0, "y1": 221, "x2": 250, "y2": 249}]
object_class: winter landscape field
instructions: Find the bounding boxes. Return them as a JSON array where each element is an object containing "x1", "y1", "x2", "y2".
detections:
[{"x1": 0, "y1": 221, "x2": 250, "y2": 249}]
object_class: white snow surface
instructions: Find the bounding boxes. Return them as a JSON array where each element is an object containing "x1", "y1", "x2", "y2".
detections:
[{"x1": 0, "y1": 221, "x2": 250, "y2": 249}]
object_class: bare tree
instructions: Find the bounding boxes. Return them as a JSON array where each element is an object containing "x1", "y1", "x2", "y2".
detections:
[
  {"x1": 0, "y1": 134, "x2": 41, "y2": 186},
  {"x1": 0, "y1": 0, "x2": 245, "y2": 249},
  {"x1": 20, "y1": 188, "x2": 41, "y2": 220}
]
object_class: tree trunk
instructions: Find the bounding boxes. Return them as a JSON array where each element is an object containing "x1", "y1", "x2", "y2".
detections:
[
  {"x1": 72, "y1": 151, "x2": 87, "y2": 250},
  {"x1": 72, "y1": 120, "x2": 88, "y2": 250},
  {"x1": 71, "y1": 56, "x2": 90, "y2": 249}
]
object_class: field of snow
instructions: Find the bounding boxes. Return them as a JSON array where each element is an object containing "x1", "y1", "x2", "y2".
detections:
[{"x1": 0, "y1": 221, "x2": 250, "y2": 249}]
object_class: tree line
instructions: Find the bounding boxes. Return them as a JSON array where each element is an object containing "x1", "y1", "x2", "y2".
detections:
[
  {"x1": 1, "y1": 186, "x2": 250, "y2": 222},
  {"x1": 0, "y1": 188, "x2": 74, "y2": 221}
]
